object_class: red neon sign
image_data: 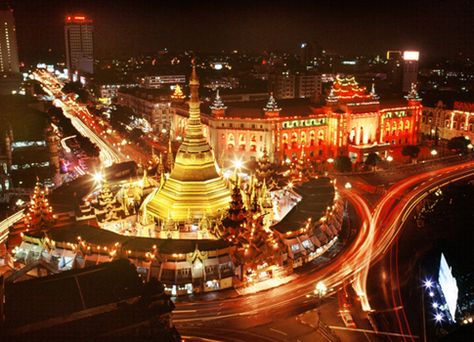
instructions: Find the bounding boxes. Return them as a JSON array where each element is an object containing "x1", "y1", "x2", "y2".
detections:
[
  {"x1": 454, "y1": 101, "x2": 474, "y2": 112},
  {"x1": 66, "y1": 15, "x2": 88, "y2": 22}
]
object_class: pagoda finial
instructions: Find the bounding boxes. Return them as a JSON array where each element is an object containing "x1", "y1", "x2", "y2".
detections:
[
  {"x1": 263, "y1": 92, "x2": 281, "y2": 113},
  {"x1": 190, "y1": 57, "x2": 199, "y2": 86},
  {"x1": 167, "y1": 140, "x2": 174, "y2": 171},
  {"x1": 210, "y1": 88, "x2": 227, "y2": 111},
  {"x1": 405, "y1": 82, "x2": 422, "y2": 101},
  {"x1": 370, "y1": 82, "x2": 380, "y2": 100},
  {"x1": 171, "y1": 84, "x2": 185, "y2": 101}
]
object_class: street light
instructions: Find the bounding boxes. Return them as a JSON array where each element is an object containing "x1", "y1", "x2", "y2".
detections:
[
  {"x1": 315, "y1": 281, "x2": 327, "y2": 297},
  {"x1": 386, "y1": 155, "x2": 393, "y2": 162},
  {"x1": 93, "y1": 172, "x2": 103, "y2": 184},
  {"x1": 232, "y1": 159, "x2": 243, "y2": 170},
  {"x1": 431, "y1": 149, "x2": 438, "y2": 157}
]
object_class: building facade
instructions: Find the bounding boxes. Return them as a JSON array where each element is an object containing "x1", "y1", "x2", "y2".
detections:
[
  {"x1": 0, "y1": 6, "x2": 19, "y2": 74},
  {"x1": 171, "y1": 76, "x2": 422, "y2": 164},
  {"x1": 116, "y1": 87, "x2": 174, "y2": 132},
  {"x1": 421, "y1": 101, "x2": 474, "y2": 141},
  {"x1": 142, "y1": 74, "x2": 186, "y2": 89},
  {"x1": 64, "y1": 15, "x2": 94, "y2": 75},
  {"x1": 402, "y1": 51, "x2": 419, "y2": 93},
  {"x1": 270, "y1": 71, "x2": 322, "y2": 100}
]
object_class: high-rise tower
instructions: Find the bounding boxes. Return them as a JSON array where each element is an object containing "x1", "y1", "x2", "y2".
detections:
[
  {"x1": 64, "y1": 15, "x2": 94, "y2": 76},
  {"x1": 0, "y1": 5, "x2": 19, "y2": 74},
  {"x1": 145, "y1": 62, "x2": 231, "y2": 223},
  {"x1": 402, "y1": 51, "x2": 419, "y2": 93}
]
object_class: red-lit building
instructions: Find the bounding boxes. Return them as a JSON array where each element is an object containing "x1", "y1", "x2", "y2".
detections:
[
  {"x1": 64, "y1": 15, "x2": 94, "y2": 76},
  {"x1": 170, "y1": 75, "x2": 422, "y2": 164}
]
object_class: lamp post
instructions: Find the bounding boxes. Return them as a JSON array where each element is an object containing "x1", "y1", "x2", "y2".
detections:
[
  {"x1": 431, "y1": 149, "x2": 438, "y2": 159},
  {"x1": 386, "y1": 155, "x2": 393, "y2": 169},
  {"x1": 315, "y1": 281, "x2": 328, "y2": 306}
]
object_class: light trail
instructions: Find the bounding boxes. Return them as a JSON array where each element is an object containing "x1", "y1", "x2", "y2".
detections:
[
  {"x1": 32, "y1": 70, "x2": 123, "y2": 167},
  {"x1": 172, "y1": 162, "x2": 474, "y2": 329}
]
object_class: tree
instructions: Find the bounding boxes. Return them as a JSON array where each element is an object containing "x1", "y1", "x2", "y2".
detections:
[
  {"x1": 447, "y1": 136, "x2": 470, "y2": 154},
  {"x1": 23, "y1": 180, "x2": 55, "y2": 231},
  {"x1": 402, "y1": 145, "x2": 420, "y2": 159},
  {"x1": 62, "y1": 81, "x2": 89, "y2": 103},
  {"x1": 334, "y1": 156, "x2": 352, "y2": 173},
  {"x1": 365, "y1": 152, "x2": 381, "y2": 169}
]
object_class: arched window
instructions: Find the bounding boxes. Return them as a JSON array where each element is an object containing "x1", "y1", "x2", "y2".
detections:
[
  {"x1": 405, "y1": 120, "x2": 410, "y2": 131},
  {"x1": 227, "y1": 133, "x2": 235, "y2": 151},
  {"x1": 301, "y1": 132, "x2": 307, "y2": 147},
  {"x1": 250, "y1": 135, "x2": 257, "y2": 152},
  {"x1": 318, "y1": 130, "x2": 324, "y2": 146},
  {"x1": 398, "y1": 121, "x2": 403, "y2": 130},
  {"x1": 291, "y1": 132, "x2": 298, "y2": 149},
  {"x1": 309, "y1": 130, "x2": 315, "y2": 146},
  {"x1": 282, "y1": 133, "x2": 289, "y2": 150},
  {"x1": 239, "y1": 134, "x2": 246, "y2": 151}
]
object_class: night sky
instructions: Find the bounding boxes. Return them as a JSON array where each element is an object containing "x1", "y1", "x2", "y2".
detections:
[{"x1": 9, "y1": 0, "x2": 474, "y2": 63}]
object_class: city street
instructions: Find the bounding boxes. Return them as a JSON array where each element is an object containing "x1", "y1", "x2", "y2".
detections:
[
  {"x1": 32, "y1": 70, "x2": 150, "y2": 168},
  {"x1": 172, "y1": 160, "x2": 474, "y2": 341}
]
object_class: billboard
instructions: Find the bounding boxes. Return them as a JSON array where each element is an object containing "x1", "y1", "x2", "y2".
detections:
[
  {"x1": 403, "y1": 51, "x2": 420, "y2": 61},
  {"x1": 438, "y1": 253, "x2": 458, "y2": 321}
]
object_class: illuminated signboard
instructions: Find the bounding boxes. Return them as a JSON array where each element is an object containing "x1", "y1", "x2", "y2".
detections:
[
  {"x1": 454, "y1": 101, "x2": 474, "y2": 112},
  {"x1": 382, "y1": 110, "x2": 409, "y2": 119},
  {"x1": 438, "y1": 253, "x2": 458, "y2": 321},
  {"x1": 403, "y1": 51, "x2": 420, "y2": 61},
  {"x1": 282, "y1": 118, "x2": 327, "y2": 129},
  {"x1": 66, "y1": 15, "x2": 89, "y2": 22}
]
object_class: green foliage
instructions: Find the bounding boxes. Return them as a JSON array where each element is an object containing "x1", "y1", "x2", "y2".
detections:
[
  {"x1": 62, "y1": 81, "x2": 89, "y2": 103},
  {"x1": 447, "y1": 136, "x2": 470, "y2": 153},
  {"x1": 401, "y1": 145, "x2": 420, "y2": 158},
  {"x1": 365, "y1": 152, "x2": 381, "y2": 167},
  {"x1": 109, "y1": 105, "x2": 135, "y2": 135},
  {"x1": 334, "y1": 155, "x2": 352, "y2": 173}
]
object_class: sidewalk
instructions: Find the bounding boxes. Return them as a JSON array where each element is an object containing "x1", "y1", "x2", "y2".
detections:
[{"x1": 235, "y1": 273, "x2": 298, "y2": 295}]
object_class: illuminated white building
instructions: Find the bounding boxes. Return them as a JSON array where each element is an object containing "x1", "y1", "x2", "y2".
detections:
[
  {"x1": 421, "y1": 101, "x2": 474, "y2": 141},
  {"x1": 64, "y1": 15, "x2": 94, "y2": 75},
  {"x1": 0, "y1": 6, "x2": 19, "y2": 74},
  {"x1": 402, "y1": 50, "x2": 419, "y2": 93}
]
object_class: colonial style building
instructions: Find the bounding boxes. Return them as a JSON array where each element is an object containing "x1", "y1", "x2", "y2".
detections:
[
  {"x1": 171, "y1": 76, "x2": 422, "y2": 163},
  {"x1": 421, "y1": 101, "x2": 474, "y2": 141}
]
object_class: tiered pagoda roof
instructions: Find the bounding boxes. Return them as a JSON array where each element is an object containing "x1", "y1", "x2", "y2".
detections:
[
  {"x1": 326, "y1": 75, "x2": 378, "y2": 104},
  {"x1": 145, "y1": 63, "x2": 231, "y2": 223}
]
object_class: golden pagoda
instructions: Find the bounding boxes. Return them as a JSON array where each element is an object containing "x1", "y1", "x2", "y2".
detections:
[{"x1": 145, "y1": 62, "x2": 231, "y2": 223}]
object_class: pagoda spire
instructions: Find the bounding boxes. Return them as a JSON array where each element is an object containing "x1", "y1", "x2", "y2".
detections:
[
  {"x1": 144, "y1": 60, "x2": 231, "y2": 223},
  {"x1": 326, "y1": 87, "x2": 337, "y2": 103},
  {"x1": 405, "y1": 83, "x2": 422, "y2": 101},
  {"x1": 142, "y1": 168, "x2": 151, "y2": 189},
  {"x1": 263, "y1": 92, "x2": 281, "y2": 112},
  {"x1": 370, "y1": 82, "x2": 380, "y2": 100},
  {"x1": 167, "y1": 140, "x2": 174, "y2": 172},
  {"x1": 24, "y1": 179, "x2": 55, "y2": 231},
  {"x1": 210, "y1": 89, "x2": 227, "y2": 110},
  {"x1": 181, "y1": 58, "x2": 207, "y2": 145},
  {"x1": 171, "y1": 84, "x2": 185, "y2": 101}
]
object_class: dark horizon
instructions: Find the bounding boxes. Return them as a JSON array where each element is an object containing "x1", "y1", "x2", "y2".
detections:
[{"x1": 9, "y1": 0, "x2": 474, "y2": 64}]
